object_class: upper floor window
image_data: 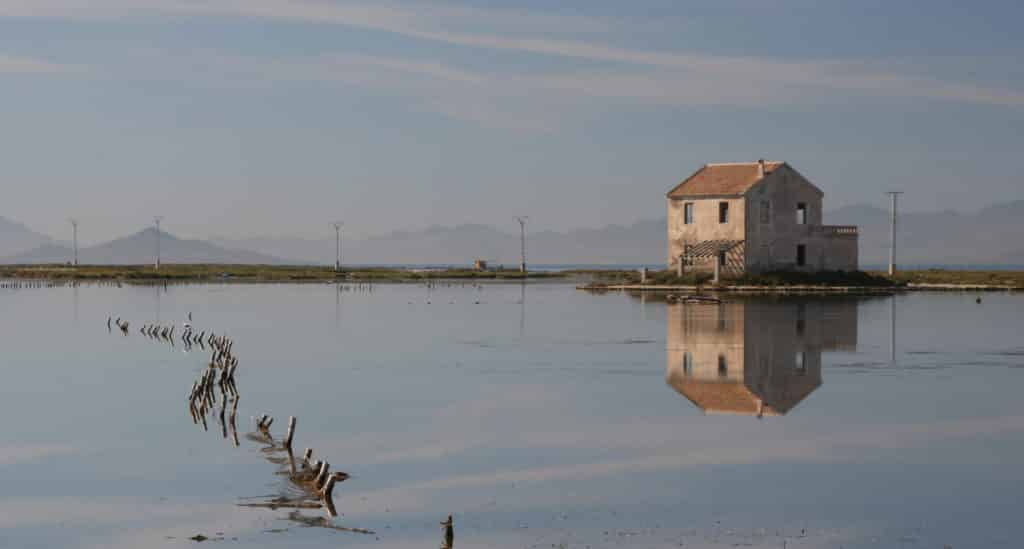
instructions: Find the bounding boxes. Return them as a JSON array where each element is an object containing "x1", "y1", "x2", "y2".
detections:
[
  {"x1": 760, "y1": 200, "x2": 771, "y2": 223},
  {"x1": 718, "y1": 202, "x2": 729, "y2": 224},
  {"x1": 684, "y1": 202, "x2": 694, "y2": 224},
  {"x1": 797, "y1": 202, "x2": 807, "y2": 225},
  {"x1": 718, "y1": 354, "x2": 728, "y2": 377}
]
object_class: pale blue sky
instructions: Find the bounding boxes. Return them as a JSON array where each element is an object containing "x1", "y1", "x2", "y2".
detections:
[{"x1": 1, "y1": 0, "x2": 1022, "y2": 243}]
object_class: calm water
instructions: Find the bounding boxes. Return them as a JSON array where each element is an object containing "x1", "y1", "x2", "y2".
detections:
[{"x1": 1, "y1": 282, "x2": 1022, "y2": 548}]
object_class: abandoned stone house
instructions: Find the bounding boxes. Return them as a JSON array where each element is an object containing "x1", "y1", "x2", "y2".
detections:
[{"x1": 666, "y1": 160, "x2": 858, "y2": 274}]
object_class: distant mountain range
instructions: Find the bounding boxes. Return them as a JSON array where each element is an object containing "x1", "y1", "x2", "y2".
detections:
[
  {"x1": 0, "y1": 216, "x2": 55, "y2": 257},
  {"x1": 3, "y1": 200, "x2": 1023, "y2": 267},
  {"x1": 827, "y1": 200, "x2": 1024, "y2": 266},
  {"x1": 0, "y1": 227, "x2": 286, "y2": 265},
  {"x1": 211, "y1": 219, "x2": 666, "y2": 266}
]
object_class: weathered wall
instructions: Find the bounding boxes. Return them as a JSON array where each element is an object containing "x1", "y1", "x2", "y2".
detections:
[
  {"x1": 818, "y1": 233, "x2": 859, "y2": 271},
  {"x1": 744, "y1": 165, "x2": 825, "y2": 272},
  {"x1": 667, "y1": 196, "x2": 745, "y2": 270}
]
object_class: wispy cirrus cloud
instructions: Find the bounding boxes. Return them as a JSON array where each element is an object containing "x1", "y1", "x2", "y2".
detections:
[
  {"x1": 0, "y1": 443, "x2": 75, "y2": 466},
  {"x1": 0, "y1": 53, "x2": 83, "y2": 74},
  {"x1": 2, "y1": 0, "x2": 1022, "y2": 119}
]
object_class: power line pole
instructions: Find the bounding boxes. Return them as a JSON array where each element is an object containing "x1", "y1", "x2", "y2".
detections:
[
  {"x1": 885, "y1": 192, "x2": 902, "y2": 276},
  {"x1": 153, "y1": 216, "x2": 164, "y2": 270},
  {"x1": 69, "y1": 219, "x2": 79, "y2": 266},
  {"x1": 331, "y1": 222, "x2": 343, "y2": 272},
  {"x1": 515, "y1": 216, "x2": 529, "y2": 273}
]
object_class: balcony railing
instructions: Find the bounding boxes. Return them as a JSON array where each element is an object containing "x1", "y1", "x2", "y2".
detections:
[{"x1": 812, "y1": 225, "x2": 858, "y2": 236}]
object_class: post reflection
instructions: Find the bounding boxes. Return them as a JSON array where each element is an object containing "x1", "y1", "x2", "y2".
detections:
[{"x1": 666, "y1": 299, "x2": 858, "y2": 417}]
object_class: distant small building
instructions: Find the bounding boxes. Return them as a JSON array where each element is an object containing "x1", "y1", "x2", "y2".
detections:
[
  {"x1": 473, "y1": 259, "x2": 488, "y2": 271},
  {"x1": 666, "y1": 160, "x2": 858, "y2": 273}
]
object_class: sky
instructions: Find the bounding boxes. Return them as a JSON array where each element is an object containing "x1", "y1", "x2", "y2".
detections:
[{"x1": 1, "y1": 0, "x2": 1022, "y2": 244}]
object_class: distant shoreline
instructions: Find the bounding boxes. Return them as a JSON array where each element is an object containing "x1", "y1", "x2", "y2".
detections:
[
  {"x1": 0, "y1": 264, "x2": 564, "y2": 282},
  {"x1": 0, "y1": 264, "x2": 1021, "y2": 291}
]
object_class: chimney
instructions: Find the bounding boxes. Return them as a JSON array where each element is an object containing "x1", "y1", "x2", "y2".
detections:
[{"x1": 757, "y1": 158, "x2": 766, "y2": 178}]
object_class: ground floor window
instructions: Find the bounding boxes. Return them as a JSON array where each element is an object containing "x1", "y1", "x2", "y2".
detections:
[{"x1": 796, "y1": 244, "x2": 806, "y2": 266}]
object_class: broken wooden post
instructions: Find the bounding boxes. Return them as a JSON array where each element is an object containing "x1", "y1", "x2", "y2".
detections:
[
  {"x1": 315, "y1": 461, "x2": 330, "y2": 488},
  {"x1": 229, "y1": 398, "x2": 240, "y2": 447},
  {"x1": 640, "y1": 267, "x2": 647, "y2": 284},
  {"x1": 302, "y1": 448, "x2": 313, "y2": 464},
  {"x1": 321, "y1": 473, "x2": 337, "y2": 499},
  {"x1": 441, "y1": 515, "x2": 454, "y2": 549},
  {"x1": 314, "y1": 461, "x2": 330, "y2": 490},
  {"x1": 283, "y1": 416, "x2": 296, "y2": 450}
]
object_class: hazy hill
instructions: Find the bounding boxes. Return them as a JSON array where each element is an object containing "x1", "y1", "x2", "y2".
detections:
[
  {"x1": 213, "y1": 218, "x2": 666, "y2": 266},
  {"x1": 217, "y1": 201, "x2": 1024, "y2": 267},
  {"x1": 4, "y1": 200, "x2": 1023, "y2": 267},
  {"x1": 0, "y1": 216, "x2": 54, "y2": 257},
  {"x1": 1, "y1": 228, "x2": 287, "y2": 265},
  {"x1": 828, "y1": 200, "x2": 1024, "y2": 266}
]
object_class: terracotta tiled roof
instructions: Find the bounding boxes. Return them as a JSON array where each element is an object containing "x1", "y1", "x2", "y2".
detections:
[{"x1": 667, "y1": 161, "x2": 784, "y2": 198}]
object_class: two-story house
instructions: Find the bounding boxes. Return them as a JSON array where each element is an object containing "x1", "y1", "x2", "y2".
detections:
[{"x1": 666, "y1": 160, "x2": 858, "y2": 274}]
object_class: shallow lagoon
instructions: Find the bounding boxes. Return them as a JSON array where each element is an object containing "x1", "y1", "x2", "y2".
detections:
[{"x1": 1, "y1": 282, "x2": 1022, "y2": 548}]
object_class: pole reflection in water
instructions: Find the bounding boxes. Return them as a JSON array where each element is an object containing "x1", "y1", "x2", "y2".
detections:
[
  {"x1": 890, "y1": 295, "x2": 896, "y2": 363},
  {"x1": 335, "y1": 283, "x2": 342, "y2": 330},
  {"x1": 666, "y1": 298, "x2": 859, "y2": 417},
  {"x1": 72, "y1": 283, "x2": 79, "y2": 324},
  {"x1": 519, "y1": 281, "x2": 526, "y2": 339}
]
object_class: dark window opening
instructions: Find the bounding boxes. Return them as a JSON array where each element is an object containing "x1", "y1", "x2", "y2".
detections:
[
  {"x1": 717, "y1": 355, "x2": 728, "y2": 377},
  {"x1": 796, "y1": 304, "x2": 806, "y2": 336},
  {"x1": 718, "y1": 251, "x2": 727, "y2": 267},
  {"x1": 796, "y1": 244, "x2": 806, "y2": 267},
  {"x1": 760, "y1": 200, "x2": 771, "y2": 223},
  {"x1": 797, "y1": 202, "x2": 807, "y2": 225},
  {"x1": 684, "y1": 202, "x2": 694, "y2": 224},
  {"x1": 719, "y1": 202, "x2": 729, "y2": 223},
  {"x1": 683, "y1": 352, "x2": 692, "y2": 375}
]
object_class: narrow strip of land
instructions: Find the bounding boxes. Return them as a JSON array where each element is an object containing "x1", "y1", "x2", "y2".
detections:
[{"x1": 0, "y1": 264, "x2": 1021, "y2": 291}]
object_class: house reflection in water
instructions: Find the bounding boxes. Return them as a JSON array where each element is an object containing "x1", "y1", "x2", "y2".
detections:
[{"x1": 666, "y1": 299, "x2": 858, "y2": 417}]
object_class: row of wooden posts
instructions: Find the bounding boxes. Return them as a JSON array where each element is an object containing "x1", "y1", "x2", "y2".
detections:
[
  {"x1": 107, "y1": 314, "x2": 454, "y2": 545},
  {"x1": 0, "y1": 280, "x2": 79, "y2": 289}
]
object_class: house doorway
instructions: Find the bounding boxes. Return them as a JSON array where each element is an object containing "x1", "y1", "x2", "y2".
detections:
[{"x1": 796, "y1": 244, "x2": 806, "y2": 267}]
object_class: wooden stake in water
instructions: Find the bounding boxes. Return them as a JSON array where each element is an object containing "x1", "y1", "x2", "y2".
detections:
[
  {"x1": 441, "y1": 515, "x2": 454, "y2": 549},
  {"x1": 283, "y1": 416, "x2": 296, "y2": 450}
]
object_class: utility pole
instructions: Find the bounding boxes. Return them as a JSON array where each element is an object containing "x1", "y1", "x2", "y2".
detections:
[
  {"x1": 885, "y1": 192, "x2": 902, "y2": 276},
  {"x1": 331, "y1": 222, "x2": 343, "y2": 272},
  {"x1": 69, "y1": 219, "x2": 79, "y2": 266},
  {"x1": 515, "y1": 216, "x2": 528, "y2": 273},
  {"x1": 153, "y1": 216, "x2": 164, "y2": 270}
]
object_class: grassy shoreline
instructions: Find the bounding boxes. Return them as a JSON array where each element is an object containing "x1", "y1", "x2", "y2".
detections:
[
  {"x1": 0, "y1": 264, "x2": 1022, "y2": 290},
  {"x1": 576, "y1": 268, "x2": 1024, "y2": 291},
  {"x1": 0, "y1": 264, "x2": 564, "y2": 282}
]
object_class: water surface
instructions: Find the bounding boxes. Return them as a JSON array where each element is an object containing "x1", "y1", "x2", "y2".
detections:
[{"x1": 1, "y1": 282, "x2": 1022, "y2": 548}]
